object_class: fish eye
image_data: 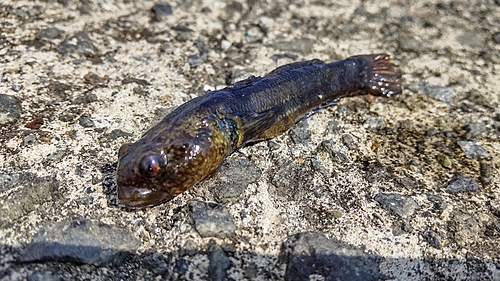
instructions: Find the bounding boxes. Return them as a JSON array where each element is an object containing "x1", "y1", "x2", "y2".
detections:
[{"x1": 140, "y1": 155, "x2": 164, "y2": 177}]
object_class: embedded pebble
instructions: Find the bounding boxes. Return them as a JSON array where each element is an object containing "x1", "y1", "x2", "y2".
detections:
[
  {"x1": 374, "y1": 193, "x2": 420, "y2": 218},
  {"x1": 151, "y1": 3, "x2": 173, "y2": 21},
  {"x1": 104, "y1": 129, "x2": 133, "y2": 140},
  {"x1": 0, "y1": 173, "x2": 59, "y2": 227},
  {"x1": 210, "y1": 157, "x2": 261, "y2": 204},
  {"x1": 23, "y1": 134, "x2": 37, "y2": 146},
  {"x1": 36, "y1": 27, "x2": 65, "y2": 40},
  {"x1": 445, "y1": 172, "x2": 479, "y2": 194},
  {"x1": 418, "y1": 82, "x2": 454, "y2": 103},
  {"x1": 435, "y1": 153, "x2": 452, "y2": 169},
  {"x1": 289, "y1": 119, "x2": 311, "y2": 145},
  {"x1": 279, "y1": 231, "x2": 381, "y2": 281},
  {"x1": 220, "y1": 40, "x2": 232, "y2": 50},
  {"x1": 451, "y1": 211, "x2": 481, "y2": 247},
  {"x1": 72, "y1": 93, "x2": 98, "y2": 105},
  {"x1": 56, "y1": 32, "x2": 97, "y2": 56},
  {"x1": 78, "y1": 116, "x2": 95, "y2": 127},
  {"x1": 0, "y1": 94, "x2": 22, "y2": 125},
  {"x1": 363, "y1": 116, "x2": 385, "y2": 129},
  {"x1": 427, "y1": 194, "x2": 448, "y2": 213},
  {"x1": 493, "y1": 32, "x2": 500, "y2": 44},
  {"x1": 188, "y1": 54, "x2": 204, "y2": 67},
  {"x1": 208, "y1": 244, "x2": 231, "y2": 281},
  {"x1": 457, "y1": 140, "x2": 489, "y2": 159},
  {"x1": 11, "y1": 84, "x2": 22, "y2": 92},
  {"x1": 479, "y1": 161, "x2": 493, "y2": 186},
  {"x1": 421, "y1": 230, "x2": 442, "y2": 249},
  {"x1": 188, "y1": 37, "x2": 209, "y2": 67},
  {"x1": 20, "y1": 219, "x2": 141, "y2": 266},
  {"x1": 273, "y1": 38, "x2": 314, "y2": 55},
  {"x1": 189, "y1": 200, "x2": 236, "y2": 238},
  {"x1": 465, "y1": 122, "x2": 487, "y2": 139},
  {"x1": 342, "y1": 134, "x2": 359, "y2": 151}
]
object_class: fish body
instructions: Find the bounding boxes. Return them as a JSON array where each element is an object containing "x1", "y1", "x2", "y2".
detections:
[{"x1": 116, "y1": 54, "x2": 402, "y2": 207}]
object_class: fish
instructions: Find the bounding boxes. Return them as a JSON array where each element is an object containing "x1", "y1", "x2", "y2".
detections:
[{"x1": 116, "y1": 54, "x2": 402, "y2": 207}]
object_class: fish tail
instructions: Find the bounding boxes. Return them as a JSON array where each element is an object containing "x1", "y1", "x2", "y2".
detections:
[{"x1": 356, "y1": 54, "x2": 402, "y2": 97}]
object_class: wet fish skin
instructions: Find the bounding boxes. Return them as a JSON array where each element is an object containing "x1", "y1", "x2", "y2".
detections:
[{"x1": 116, "y1": 54, "x2": 402, "y2": 207}]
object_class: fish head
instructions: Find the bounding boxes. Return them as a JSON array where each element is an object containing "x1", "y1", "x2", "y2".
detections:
[{"x1": 115, "y1": 123, "x2": 228, "y2": 207}]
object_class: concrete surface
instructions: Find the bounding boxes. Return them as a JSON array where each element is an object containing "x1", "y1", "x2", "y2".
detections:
[{"x1": 0, "y1": 0, "x2": 499, "y2": 280}]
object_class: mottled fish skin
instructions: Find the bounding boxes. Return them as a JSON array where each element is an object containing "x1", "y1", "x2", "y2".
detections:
[{"x1": 116, "y1": 54, "x2": 402, "y2": 207}]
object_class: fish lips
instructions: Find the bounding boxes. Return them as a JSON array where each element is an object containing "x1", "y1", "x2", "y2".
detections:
[{"x1": 117, "y1": 185, "x2": 173, "y2": 207}]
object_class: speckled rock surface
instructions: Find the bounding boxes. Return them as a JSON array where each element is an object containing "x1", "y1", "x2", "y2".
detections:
[{"x1": 1, "y1": 0, "x2": 499, "y2": 280}]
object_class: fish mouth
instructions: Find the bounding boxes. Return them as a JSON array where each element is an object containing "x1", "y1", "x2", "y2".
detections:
[{"x1": 117, "y1": 185, "x2": 173, "y2": 207}]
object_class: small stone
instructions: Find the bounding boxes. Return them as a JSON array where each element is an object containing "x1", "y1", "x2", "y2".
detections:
[
  {"x1": 188, "y1": 54, "x2": 204, "y2": 67},
  {"x1": 72, "y1": 93, "x2": 98, "y2": 104},
  {"x1": 132, "y1": 86, "x2": 146, "y2": 95},
  {"x1": 465, "y1": 122, "x2": 487, "y2": 139},
  {"x1": 104, "y1": 129, "x2": 133, "y2": 140},
  {"x1": 189, "y1": 200, "x2": 236, "y2": 238},
  {"x1": 451, "y1": 211, "x2": 480, "y2": 247},
  {"x1": 208, "y1": 244, "x2": 231, "y2": 281},
  {"x1": 364, "y1": 161, "x2": 392, "y2": 183},
  {"x1": 36, "y1": 27, "x2": 65, "y2": 40},
  {"x1": 342, "y1": 134, "x2": 359, "y2": 151},
  {"x1": 336, "y1": 105, "x2": 350, "y2": 116},
  {"x1": 374, "y1": 193, "x2": 420, "y2": 218},
  {"x1": 0, "y1": 94, "x2": 21, "y2": 125},
  {"x1": 420, "y1": 83, "x2": 454, "y2": 103},
  {"x1": 56, "y1": 32, "x2": 97, "y2": 57},
  {"x1": 363, "y1": 116, "x2": 385, "y2": 129},
  {"x1": 25, "y1": 117, "x2": 44, "y2": 129},
  {"x1": 421, "y1": 231, "x2": 442, "y2": 249},
  {"x1": 319, "y1": 140, "x2": 351, "y2": 164},
  {"x1": 279, "y1": 231, "x2": 381, "y2": 281},
  {"x1": 11, "y1": 84, "x2": 22, "y2": 92},
  {"x1": 210, "y1": 157, "x2": 261, "y2": 204},
  {"x1": 78, "y1": 116, "x2": 94, "y2": 127},
  {"x1": 58, "y1": 114, "x2": 76, "y2": 122},
  {"x1": 83, "y1": 72, "x2": 108, "y2": 85},
  {"x1": 274, "y1": 38, "x2": 314, "y2": 55},
  {"x1": 289, "y1": 119, "x2": 311, "y2": 145},
  {"x1": 220, "y1": 39, "x2": 231, "y2": 50},
  {"x1": 74, "y1": 196, "x2": 94, "y2": 205},
  {"x1": 151, "y1": 3, "x2": 173, "y2": 21},
  {"x1": 194, "y1": 37, "x2": 209, "y2": 59},
  {"x1": 20, "y1": 219, "x2": 141, "y2": 266},
  {"x1": 445, "y1": 172, "x2": 479, "y2": 194},
  {"x1": 479, "y1": 161, "x2": 493, "y2": 186},
  {"x1": 45, "y1": 150, "x2": 67, "y2": 162},
  {"x1": 493, "y1": 32, "x2": 500, "y2": 44},
  {"x1": 188, "y1": 37, "x2": 209, "y2": 67},
  {"x1": 0, "y1": 173, "x2": 59, "y2": 227},
  {"x1": 455, "y1": 34, "x2": 485, "y2": 48},
  {"x1": 435, "y1": 153, "x2": 452, "y2": 169},
  {"x1": 457, "y1": 140, "x2": 489, "y2": 159},
  {"x1": 23, "y1": 134, "x2": 37, "y2": 146},
  {"x1": 121, "y1": 77, "x2": 151, "y2": 86},
  {"x1": 427, "y1": 194, "x2": 448, "y2": 213}
]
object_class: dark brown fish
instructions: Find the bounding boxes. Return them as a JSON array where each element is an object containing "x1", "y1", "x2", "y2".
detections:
[{"x1": 116, "y1": 54, "x2": 402, "y2": 207}]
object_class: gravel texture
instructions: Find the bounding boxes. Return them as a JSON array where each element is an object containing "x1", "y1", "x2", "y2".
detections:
[{"x1": 0, "y1": 0, "x2": 499, "y2": 280}]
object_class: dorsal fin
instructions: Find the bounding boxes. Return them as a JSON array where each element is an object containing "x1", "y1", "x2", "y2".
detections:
[{"x1": 265, "y1": 59, "x2": 324, "y2": 78}]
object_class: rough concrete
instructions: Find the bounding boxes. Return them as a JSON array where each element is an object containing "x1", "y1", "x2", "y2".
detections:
[{"x1": 0, "y1": 0, "x2": 499, "y2": 280}]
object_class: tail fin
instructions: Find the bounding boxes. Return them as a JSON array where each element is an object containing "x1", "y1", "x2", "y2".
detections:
[{"x1": 355, "y1": 54, "x2": 402, "y2": 97}]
